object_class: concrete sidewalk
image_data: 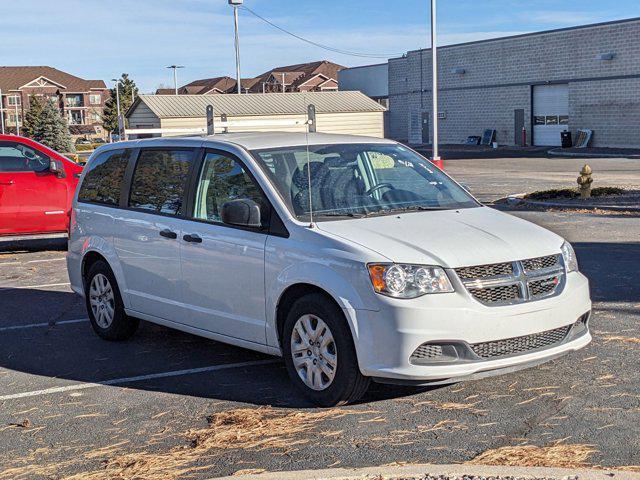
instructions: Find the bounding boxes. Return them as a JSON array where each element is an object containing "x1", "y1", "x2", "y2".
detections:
[{"x1": 219, "y1": 464, "x2": 640, "y2": 480}]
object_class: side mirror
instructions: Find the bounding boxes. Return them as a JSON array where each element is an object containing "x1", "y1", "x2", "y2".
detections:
[
  {"x1": 49, "y1": 160, "x2": 66, "y2": 178},
  {"x1": 221, "y1": 199, "x2": 261, "y2": 228}
]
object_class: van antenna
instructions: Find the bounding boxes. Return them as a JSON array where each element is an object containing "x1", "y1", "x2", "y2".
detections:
[{"x1": 305, "y1": 103, "x2": 316, "y2": 227}]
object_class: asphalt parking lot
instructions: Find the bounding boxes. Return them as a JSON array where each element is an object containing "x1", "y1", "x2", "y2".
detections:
[{"x1": 1, "y1": 158, "x2": 639, "y2": 479}]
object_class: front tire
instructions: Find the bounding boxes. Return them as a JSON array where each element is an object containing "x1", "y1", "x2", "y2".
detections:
[
  {"x1": 85, "y1": 260, "x2": 139, "y2": 341},
  {"x1": 282, "y1": 293, "x2": 370, "y2": 407}
]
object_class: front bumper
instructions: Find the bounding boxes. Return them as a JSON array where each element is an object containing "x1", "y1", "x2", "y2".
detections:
[{"x1": 351, "y1": 271, "x2": 592, "y2": 382}]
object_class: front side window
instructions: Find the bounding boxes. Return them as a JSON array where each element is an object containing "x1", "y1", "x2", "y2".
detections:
[
  {"x1": 129, "y1": 149, "x2": 194, "y2": 216},
  {"x1": 193, "y1": 152, "x2": 266, "y2": 225},
  {"x1": 252, "y1": 143, "x2": 478, "y2": 220},
  {"x1": 0, "y1": 141, "x2": 50, "y2": 173},
  {"x1": 78, "y1": 149, "x2": 128, "y2": 206}
]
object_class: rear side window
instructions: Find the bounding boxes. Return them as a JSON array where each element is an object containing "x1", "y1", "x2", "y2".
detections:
[
  {"x1": 0, "y1": 141, "x2": 50, "y2": 173},
  {"x1": 78, "y1": 149, "x2": 128, "y2": 206},
  {"x1": 128, "y1": 149, "x2": 194, "y2": 216}
]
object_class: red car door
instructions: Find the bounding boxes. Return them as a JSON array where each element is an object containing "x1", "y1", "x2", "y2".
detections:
[{"x1": 0, "y1": 139, "x2": 70, "y2": 235}]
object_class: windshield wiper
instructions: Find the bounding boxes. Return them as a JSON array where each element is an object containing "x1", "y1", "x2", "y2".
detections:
[{"x1": 314, "y1": 211, "x2": 368, "y2": 218}]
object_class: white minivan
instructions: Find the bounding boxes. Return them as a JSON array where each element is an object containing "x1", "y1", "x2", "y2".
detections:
[{"x1": 67, "y1": 132, "x2": 591, "y2": 406}]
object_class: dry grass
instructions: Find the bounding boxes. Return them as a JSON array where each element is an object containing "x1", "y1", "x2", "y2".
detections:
[
  {"x1": 232, "y1": 468, "x2": 267, "y2": 476},
  {"x1": 468, "y1": 443, "x2": 597, "y2": 469},
  {"x1": 60, "y1": 407, "x2": 355, "y2": 480},
  {"x1": 603, "y1": 335, "x2": 640, "y2": 345}
]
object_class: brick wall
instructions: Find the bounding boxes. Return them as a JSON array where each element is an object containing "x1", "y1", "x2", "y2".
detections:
[{"x1": 388, "y1": 18, "x2": 640, "y2": 147}]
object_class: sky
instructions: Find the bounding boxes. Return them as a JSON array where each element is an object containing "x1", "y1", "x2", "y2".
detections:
[{"x1": 3, "y1": 0, "x2": 639, "y2": 92}]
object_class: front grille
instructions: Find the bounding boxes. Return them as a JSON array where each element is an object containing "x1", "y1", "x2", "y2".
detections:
[
  {"x1": 410, "y1": 344, "x2": 443, "y2": 361},
  {"x1": 455, "y1": 255, "x2": 564, "y2": 306},
  {"x1": 522, "y1": 255, "x2": 560, "y2": 272},
  {"x1": 471, "y1": 325, "x2": 571, "y2": 359},
  {"x1": 529, "y1": 276, "x2": 560, "y2": 298},
  {"x1": 469, "y1": 284, "x2": 520, "y2": 303},
  {"x1": 455, "y1": 262, "x2": 513, "y2": 279}
]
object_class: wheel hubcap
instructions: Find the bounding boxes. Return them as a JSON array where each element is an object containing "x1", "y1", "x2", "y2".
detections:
[
  {"x1": 89, "y1": 273, "x2": 115, "y2": 329},
  {"x1": 291, "y1": 314, "x2": 337, "y2": 391}
]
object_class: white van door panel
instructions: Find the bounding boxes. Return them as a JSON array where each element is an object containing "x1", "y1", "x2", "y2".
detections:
[
  {"x1": 114, "y1": 211, "x2": 186, "y2": 320},
  {"x1": 179, "y1": 150, "x2": 269, "y2": 344},
  {"x1": 180, "y1": 224, "x2": 267, "y2": 343}
]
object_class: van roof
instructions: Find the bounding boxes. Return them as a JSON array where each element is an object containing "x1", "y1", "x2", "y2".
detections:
[{"x1": 109, "y1": 132, "x2": 396, "y2": 152}]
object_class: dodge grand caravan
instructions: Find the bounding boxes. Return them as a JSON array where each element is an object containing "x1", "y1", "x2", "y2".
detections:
[{"x1": 67, "y1": 133, "x2": 591, "y2": 406}]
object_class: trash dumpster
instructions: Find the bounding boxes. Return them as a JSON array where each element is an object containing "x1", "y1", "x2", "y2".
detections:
[{"x1": 561, "y1": 130, "x2": 572, "y2": 148}]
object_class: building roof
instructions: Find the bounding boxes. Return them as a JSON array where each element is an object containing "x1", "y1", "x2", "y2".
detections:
[
  {"x1": 249, "y1": 60, "x2": 345, "y2": 92},
  {"x1": 0, "y1": 66, "x2": 106, "y2": 92},
  {"x1": 128, "y1": 91, "x2": 386, "y2": 119},
  {"x1": 179, "y1": 76, "x2": 238, "y2": 94}
]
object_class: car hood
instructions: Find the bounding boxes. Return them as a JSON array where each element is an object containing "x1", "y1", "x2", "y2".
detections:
[{"x1": 316, "y1": 206, "x2": 564, "y2": 268}]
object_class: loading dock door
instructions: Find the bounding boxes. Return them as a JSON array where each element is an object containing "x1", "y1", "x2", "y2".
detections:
[{"x1": 533, "y1": 84, "x2": 569, "y2": 146}]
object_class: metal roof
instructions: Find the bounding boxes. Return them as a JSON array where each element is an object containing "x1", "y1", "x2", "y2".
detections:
[{"x1": 128, "y1": 91, "x2": 386, "y2": 119}]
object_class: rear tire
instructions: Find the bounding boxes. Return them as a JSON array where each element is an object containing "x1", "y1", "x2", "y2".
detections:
[
  {"x1": 282, "y1": 293, "x2": 370, "y2": 407},
  {"x1": 85, "y1": 260, "x2": 139, "y2": 341}
]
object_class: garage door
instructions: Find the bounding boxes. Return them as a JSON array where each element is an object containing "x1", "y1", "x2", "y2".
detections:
[{"x1": 533, "y1": 84, "x2": 569, "y2": 146}]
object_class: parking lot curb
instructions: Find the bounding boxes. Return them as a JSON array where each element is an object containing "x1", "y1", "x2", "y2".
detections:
[{"x1": 215, "y1": 464, "x2": 640, "y2": 480}]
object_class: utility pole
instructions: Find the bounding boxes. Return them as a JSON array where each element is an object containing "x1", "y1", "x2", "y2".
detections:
[
  {"x1": 166, "y1": 65, "x2": 184, "y2": 95},
  {"x1": 431, "y1": 0, "x2": 441, "y2": 164},
  {"x1": 229, "y1": 0, "x2": 243, "y2": 94},
  {"x1": 0, "y1": 88, "x2": 4, "y2": 135},
  {"x1": 282, "y1": 73, "x2": 286, "y2": 93}
]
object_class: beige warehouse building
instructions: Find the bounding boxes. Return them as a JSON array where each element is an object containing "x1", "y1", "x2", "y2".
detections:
[{"x1": 126, "y1": 91, "x2": 386, "y2": 138}]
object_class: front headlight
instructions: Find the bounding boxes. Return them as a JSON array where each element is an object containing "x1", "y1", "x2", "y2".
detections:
[
  {"x1": 561, "y1": 241, "x2": 579, "y2": 273},
  {"x1": 367, "y1": 263, "x2": 454, "y2": 298}
]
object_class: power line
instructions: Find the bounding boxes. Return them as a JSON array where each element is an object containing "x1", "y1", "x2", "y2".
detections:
[{"x1": 240, "y1": 6, "x2": 403, "y2": 59}]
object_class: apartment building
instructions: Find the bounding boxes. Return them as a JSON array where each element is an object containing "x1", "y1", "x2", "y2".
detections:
[{"x1": 0, "y1": 66, "x2": 108, "y2": 139}]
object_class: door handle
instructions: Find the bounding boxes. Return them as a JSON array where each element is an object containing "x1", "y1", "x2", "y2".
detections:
[
  {"x1": 183, "y1": 234, "x2": 202, "y2": 244},
  {"x1": 0, "y1": 180, "x2": 14, "y2": 185},
  {"x1": 159, "y1": 229, "x2": 177, "y2": 239}
]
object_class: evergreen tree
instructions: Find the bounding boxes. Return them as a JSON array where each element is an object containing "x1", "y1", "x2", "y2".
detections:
[
  {"x1": 103, "y1": 73, "x2": 138, "y2": 135},
  {"x1": 22, "y1": 95, "x2": 45, "y2": 139},
  {"x1": 35, "y1": 100, "x2": 75, "y2": 153}
]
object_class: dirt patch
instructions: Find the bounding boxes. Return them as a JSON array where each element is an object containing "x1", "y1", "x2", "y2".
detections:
[
  {"x1": 524, "y1": 187, "x2": 627, "y2": 200},
  {"x1": 468, "y1": 443, "x2": 597, "y2": 469}
]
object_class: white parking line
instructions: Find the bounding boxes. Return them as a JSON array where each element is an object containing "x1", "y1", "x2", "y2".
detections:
[
  {"x1": 24, "y1": 257, "x2": 67, "y2": 264},
  {"x1": 0, "y1": 318, "x2": 87, "y2": 332},
  {"x1": 0, "y1": 359, "x2": 280, "y2": 401},
  {"x1": 0, "y1": 282, "x2": 71, "y2": 290}
]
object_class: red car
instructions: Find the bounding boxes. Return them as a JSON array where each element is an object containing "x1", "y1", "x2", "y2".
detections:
[{"x1": 0, "y1": 135, "x2": 83, "y2": 237}]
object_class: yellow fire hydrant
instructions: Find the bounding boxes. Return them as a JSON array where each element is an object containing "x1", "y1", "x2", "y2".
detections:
[{"x1": 577, "y1": 164, "x2": 593, "y2": 199}]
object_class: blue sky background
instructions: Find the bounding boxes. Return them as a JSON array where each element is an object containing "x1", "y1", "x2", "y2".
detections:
[{"x1": 3, "y1": 0, "x2": 639, "y2": 92}]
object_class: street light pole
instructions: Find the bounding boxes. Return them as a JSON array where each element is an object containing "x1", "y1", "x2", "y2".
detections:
[
  {"x1": 166, "y1": 65, "x2": 185, "y2": 95},
  {"x1": 229, "y1": 0, "x2": 243, "y2": 94},
  {"x1": 431, "y1": 0, "x2": 441, "y2": 163},
  {"x1": 111, "y1": 79, "x2": 121, "y2": 119}
]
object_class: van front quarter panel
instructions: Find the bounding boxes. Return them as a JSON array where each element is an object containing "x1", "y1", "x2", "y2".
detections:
[{"x1": 264, "y1": 226, "x2": 386, "y2": 350}]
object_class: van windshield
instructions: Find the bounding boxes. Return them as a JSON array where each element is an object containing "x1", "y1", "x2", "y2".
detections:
[{"x1": 251, "y1": 143, "x2": 479, "y2": 220}]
